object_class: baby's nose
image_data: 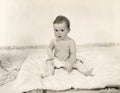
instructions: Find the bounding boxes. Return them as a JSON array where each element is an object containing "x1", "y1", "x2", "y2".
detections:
[{"x1": 58, "y1": 32, "x2": 62, "y2": 35}]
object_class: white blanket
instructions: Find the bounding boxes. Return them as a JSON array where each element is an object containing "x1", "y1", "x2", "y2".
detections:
[{"x1": 13, "y1": 47, "x2": 120, "y2": 93}]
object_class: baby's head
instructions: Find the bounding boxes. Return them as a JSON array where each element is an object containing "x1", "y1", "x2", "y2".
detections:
[
  {"x1": 53, "y1": 15, "x2": 70, "y2": 31},
  {"x1": 53, "y1": 15, "x2": 71, "y2": 40}
]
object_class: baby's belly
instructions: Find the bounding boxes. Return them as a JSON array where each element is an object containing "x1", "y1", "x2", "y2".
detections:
[{"x1": 55, "y1": 52, "x2": 69, "y2": 61}]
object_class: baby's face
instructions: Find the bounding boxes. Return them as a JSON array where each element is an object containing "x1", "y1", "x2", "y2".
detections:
[{"x1": 53, "y1": 22, "x2": 70, "y2": 40}]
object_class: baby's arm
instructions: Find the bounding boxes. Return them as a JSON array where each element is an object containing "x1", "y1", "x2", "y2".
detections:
[
  {"x1": 65, "y1": 40, "x2": 76, "y2": 72},
  {"x1": 45, "y1": 40, "x2": 55, "y2": 76},
  {"x1": 47, "y1": 48, "x2": 54, "y2": 60},
  {"x1": 46, "y1": 39, "x2": 55, "y2": 61},
  {"x1": 68, "y1": 40, "x2": 76, "y2": 65}
]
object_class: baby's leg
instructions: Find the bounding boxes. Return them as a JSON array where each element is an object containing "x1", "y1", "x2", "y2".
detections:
[
  {"x1": 74, "y1": 60, "x2": 94, "y2": 76},
  {"x1": 45, "y1": 60, "x2": 55, "y2": 76}
]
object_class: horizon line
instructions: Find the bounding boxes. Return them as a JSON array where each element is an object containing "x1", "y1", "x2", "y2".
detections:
[{"x1": 0, "y1": 42, "x2": 120, "y2": 50}]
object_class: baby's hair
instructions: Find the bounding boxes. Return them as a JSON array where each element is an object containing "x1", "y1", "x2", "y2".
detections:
[{"x1": 53, "y1": 15, "x2": 70, "y2": 30}]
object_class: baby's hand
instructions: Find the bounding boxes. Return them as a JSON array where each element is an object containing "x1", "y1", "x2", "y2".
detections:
[{"x1": 64, "y1": 63, "x2": 73, "y2": 73}]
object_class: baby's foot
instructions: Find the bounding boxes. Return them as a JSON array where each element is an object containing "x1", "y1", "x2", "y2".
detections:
[{"x1": 86, "y1": 68, "x2": 94, "y2": 77}]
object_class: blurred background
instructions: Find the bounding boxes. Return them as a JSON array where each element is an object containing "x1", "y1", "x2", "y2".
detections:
[{"x1": 0, "y1": 0, "x2": 120, "y2": 46}]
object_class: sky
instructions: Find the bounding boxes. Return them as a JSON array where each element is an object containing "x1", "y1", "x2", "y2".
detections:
[{"x1": 0, "y1": 0, "x2": 120, "y2": 46}]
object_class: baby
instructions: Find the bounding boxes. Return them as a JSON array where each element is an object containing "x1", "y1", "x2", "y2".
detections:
[{"x1": 45, "y1": 15, "x2": 93, "y2": 77}]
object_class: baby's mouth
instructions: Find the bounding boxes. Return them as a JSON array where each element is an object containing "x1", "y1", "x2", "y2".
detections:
[{"x1": 58, "y1": 36, "x2": 62, "y2": 38}]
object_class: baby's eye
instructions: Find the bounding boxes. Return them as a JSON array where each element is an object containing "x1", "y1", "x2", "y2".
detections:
[
  {"x1": 61, "y1": 29, "x2": 64, "y2": 32},
  {"x1": 55, "y1": 30, "x2": 58, "y2": 32}
]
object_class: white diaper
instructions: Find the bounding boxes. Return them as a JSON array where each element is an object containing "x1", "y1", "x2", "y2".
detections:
[{"x1": 54, "y1": 58, "x2": 66, "y2": 68}]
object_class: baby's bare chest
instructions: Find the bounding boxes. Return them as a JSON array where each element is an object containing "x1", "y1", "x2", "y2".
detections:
[
  {"x1": 54, "y1": 42, "x2": 70, "y2": 51},
  {"x1": 54, "y1": 42, "x2": 70, "y2": 60}
]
